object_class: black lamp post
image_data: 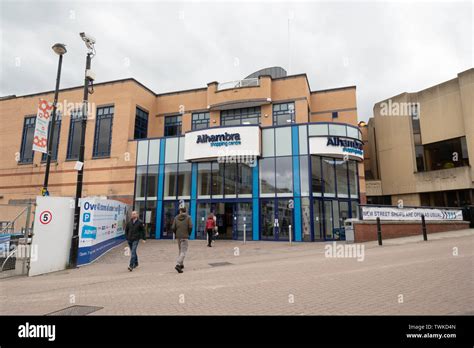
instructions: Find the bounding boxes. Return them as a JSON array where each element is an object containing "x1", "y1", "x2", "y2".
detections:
[
  {"x1": 69, "y1": 32, "x2": 96, "y2": 268},
  {"x1": 42, "y1": 43, "x2": 67, "y2": 196}
]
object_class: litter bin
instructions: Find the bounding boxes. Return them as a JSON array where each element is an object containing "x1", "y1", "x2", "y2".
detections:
[{"x1": 344, "y1": 218, "x2": 358, "y2": 243}]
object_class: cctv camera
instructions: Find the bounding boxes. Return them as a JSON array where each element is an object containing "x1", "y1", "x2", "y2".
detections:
[{"x1": 79, "y1": 32, "x2": 96, "y2": 49}]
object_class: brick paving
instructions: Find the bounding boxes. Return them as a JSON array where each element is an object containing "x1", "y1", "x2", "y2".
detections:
[{"x1": 1, "y1": 229, "x2": 473, "y2": 315}]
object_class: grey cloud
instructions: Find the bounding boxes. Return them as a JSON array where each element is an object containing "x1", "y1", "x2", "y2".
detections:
[{"x1": 1, "y1": 0, "x2": 472, "y2": 121}]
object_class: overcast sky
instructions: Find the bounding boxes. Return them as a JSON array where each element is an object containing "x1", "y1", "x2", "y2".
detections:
[{"x1": 1, "y1": 0, "x2": 472, "y2": 121}]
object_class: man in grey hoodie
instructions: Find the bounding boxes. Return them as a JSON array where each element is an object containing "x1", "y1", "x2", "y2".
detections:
[{"x1": 171, "y1": 207, "x2": 193, "y2": 273}]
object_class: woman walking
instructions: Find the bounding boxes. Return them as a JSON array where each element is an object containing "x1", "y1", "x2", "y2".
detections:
[{"x1": 205, "y1": 213, "x2": 216, "y2": 247}]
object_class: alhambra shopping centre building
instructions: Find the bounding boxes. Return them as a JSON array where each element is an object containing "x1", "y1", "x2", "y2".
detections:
[{"x1": 0, "y1": 67, "x2": 366, "y2": 241}]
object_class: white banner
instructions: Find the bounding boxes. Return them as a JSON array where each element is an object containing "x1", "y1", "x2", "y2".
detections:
[
  {"x1": 184, "y1": 125, "x2": 261, "y2": 161},
  {"x1": 32, "y1": 99, "x2": 53, "y2": 154},
  {"x1": 361, "y1": 206, "x2": 463, "y2": 221},
  {"x1": 77, "y1": 197, "x2": 129, "y2": 266}
]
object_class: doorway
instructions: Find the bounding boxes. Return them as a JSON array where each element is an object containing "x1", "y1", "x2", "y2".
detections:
[{"x1": 260, "y1": 198, "x2": 294, "y2": 241}]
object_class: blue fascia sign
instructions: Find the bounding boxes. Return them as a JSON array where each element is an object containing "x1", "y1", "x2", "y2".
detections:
[{"x1": 326, "y1": 136, "x2": 363, "y2": 156}]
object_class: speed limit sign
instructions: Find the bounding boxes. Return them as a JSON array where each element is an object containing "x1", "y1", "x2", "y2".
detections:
[{"x1": 39, "y1": 210, "x2": 53, "y2": 225}]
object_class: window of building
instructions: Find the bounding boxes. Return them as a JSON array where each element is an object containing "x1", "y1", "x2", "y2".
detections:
[
  {"x1": 348, "y1": 161, "x2": 358, "y2": 198},
  {"x1": 41, "y1": 113, "x2": 62, "y2": 162},
  {"x1": 259, "y1": 158, "x2": 276, "y2": 196},
  {"x1": 424, "y1": 137, "x2": 469, "y2": 171},
  {"x1": 177, "y1": 162, "x2": 192, "y2": 198},
  {"x1": 332, "y1": 111, "x2": 338, "y2": 119},
  {"x1": 321, "y1": 157, "x2": 336, "y2": 197},
  {"x1": 197, "y1": 162, "x2": 212, "y2": 197},
  {"x1": 191, "y1": 112, "x2": 210, "y2": 130},
  {"x1": 335, "y1": 159, "x2": 349, "y2": 198},
  {"x1": 221, "y1": 107, "x2": 260, "y2": 126},
  {"x1": 164, "y1": 115, "x2": 182, "y2": 136},
  {"x1": 19, "y1": 116, "x2": 36, "y2": 164},
  {"x1": 311, "y1": 156, "x2": 323, "y2": 195},
  {"x1": 163, "y1": 163, "x2": 178, "y2": 199},
  {"x1": 273, "y1": 102, "x2": 295, "y2": 125},
  {"x1": 67, "y1": 110, "x2": 83, "y2": 160},
  {"x1": 93, "y1": 106, "x2": 114, "y2": 158},
  {"x1": 275, "y1": 157, "x2": 293, "y2": 195},
  {"x1": 134, "y1": 107, "x2": 148, "y2": 139}
]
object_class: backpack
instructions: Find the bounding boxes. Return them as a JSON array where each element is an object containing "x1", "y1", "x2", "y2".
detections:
[{"x1": 205, "y1": 218, "x2": 215, "y2": 230}]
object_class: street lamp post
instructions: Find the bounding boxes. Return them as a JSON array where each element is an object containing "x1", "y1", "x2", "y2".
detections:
[
  {"x1": 42, "y1": 43, "x2": 67, "y2": 195},
  {"x1": 69, "y1": 33, "x2": 96, "y2": 268}
]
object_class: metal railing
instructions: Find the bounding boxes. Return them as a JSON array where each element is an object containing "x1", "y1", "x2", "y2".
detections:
[
  {"x1": 217, "y1": 78, "x2": 259, "y2": 91},
  {"x1": 0, "y1": 203, "x2": 35, "y2": 275}
]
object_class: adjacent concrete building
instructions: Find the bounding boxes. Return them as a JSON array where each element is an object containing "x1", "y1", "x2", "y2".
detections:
[{"x1": 364, "y1": 68, "x2": 473, "y2": 207}]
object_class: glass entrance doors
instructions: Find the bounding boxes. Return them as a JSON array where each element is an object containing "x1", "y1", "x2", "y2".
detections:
[
  {"x1": 319, "y1": 199, "x2": 352, "y2": 241},
  {"x1": 162, "y1": 200, "x2": 189, "y2": 239},
  {"x1": 260, "y1": 198, "x2": 294, "y2": 241},
  {"x1": 196, "y1": 200, "x2": 252, "y2": 240}
]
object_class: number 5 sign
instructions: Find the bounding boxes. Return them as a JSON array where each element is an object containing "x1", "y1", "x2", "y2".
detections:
[{"x1": 39, "y1": 210, "x2": 53, "y2": 225}]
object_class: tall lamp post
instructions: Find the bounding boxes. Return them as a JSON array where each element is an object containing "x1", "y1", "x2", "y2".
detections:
[
  {"x1": 69, "y1": 32, "x2": 96, "y2": 268},
  {"x1": 42, "y1": 43, "x2": 67, "y2": 196}
]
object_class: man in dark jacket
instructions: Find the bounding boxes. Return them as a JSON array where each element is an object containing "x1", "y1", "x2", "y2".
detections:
[
  {"x1": 171, "y1": 207, "x2": 192, "y2": 273},
  {"x1": 125, "y1": 211, "x2": 146, "y2": 271}
]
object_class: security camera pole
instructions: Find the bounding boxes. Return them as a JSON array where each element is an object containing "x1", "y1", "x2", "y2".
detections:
[
  {"x1": 42, "y1": 43, "x2": 67, "y2": 196},
  {"x1": 69, "y1": 32, "x2": 96, "y2": 268}
]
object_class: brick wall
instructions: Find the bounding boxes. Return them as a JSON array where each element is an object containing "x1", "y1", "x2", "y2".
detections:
[{"x1": 354, "y1": 221, "x2": 470, "y2": 242}]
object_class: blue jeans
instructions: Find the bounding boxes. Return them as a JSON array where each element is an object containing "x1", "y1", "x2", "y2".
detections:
[{"x1": 128, "y1": 240, "x2": 139, "y2": 268}]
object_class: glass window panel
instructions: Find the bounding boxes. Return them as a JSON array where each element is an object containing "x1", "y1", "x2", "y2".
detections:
[
  {"x1": 299, "y1": 125, "x2": 308, "y2": 155},
  {"x1": 300, "y1": 156, "x2": 310, "y2": 196},
  {"x1": 162, "y1": 201, "x2": 176, "y2": 238},
  {"x1": 313, "y1": 199, "x2": 323, "y2": 240},
  {"x1": 332, "y1": 201, "x2": 341, "y2": 239},
  {"x1": 211, "y1": 162, "x2": 224, "y2": 197},
  {"x1": 178, "y1": 137, "x2": 185, "y2": 162},
  {"x1": 137, "y1": 141, "x2": 148, "y2": 165},
  {"x1": 148, "y1": 139, "x2": 160, "y2": 165},
  {"x1": 163, "y1": 164, "x2": 178, "y2": 198},
  {"x1": 351, "y1": 201, "x2": 359, "y2": 219},
  {"x1": 323, "y1": 200, "x2": 333, "y2": 239},
  {"x1": 177, "y1": 162, "x2": 192, "y2": 198},
  {"x1": 135, "y1": 166, "x2": 147, "y2": 198},
  {"x1": 224, "y1": 163, "x2": 237, "y2": 196},
  {"x1": 262, "y1": 128, "x2": 275, "y2": 157},
  {"x1": 198, "y1": 162, "x2": 212, "y2": 197},
  {"x1": 301, "y1": 198, "x2": 311, "y2": 242},
  {"x1": 322, "y1": 157, "x2": 336, "y2": 197},
  {"x1": 311, "y1": 156, "x2": 323, "y2": 195},
  {"x1": 238, "y1": 163, "x2": 252, "y2": 196},
  {"x1": 146, "y1": 165, "x2": 158, "y2": 198},
  {"x1": 275, "y1": 156, "x2": 293, "y2": 195},
  {"x1": 329, "y1": 124, "x2": 347, "y2": 137},
  {"x1": 347, "y1": 126, "x2": 359, "y2": 139},
  {"x1": 259, "y1": 158, "x2": 276, "y2": 196},
  {"x1": 165, "y1": 137, "x2": 179, "y2": 163},
  {"x1": 335, "y1": 159, "x2": 349, "y2": 198},
  {"x1": 308, "y1": 124, "x2": 328, "y2": 136},
  {"x1": 275, "y1": 127, "x2": 292, "y2": 156},
  {"x1": 348, "y1": 161, "x2": 358, "y2": 198}
]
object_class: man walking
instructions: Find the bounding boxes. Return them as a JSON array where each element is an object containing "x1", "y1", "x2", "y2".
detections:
[
  {"x1": 172, "y1": 207, "x2": 192, "y2": 273},
  {"x1": 125, "y1": 211, "x2": 146, "y2": 271}
]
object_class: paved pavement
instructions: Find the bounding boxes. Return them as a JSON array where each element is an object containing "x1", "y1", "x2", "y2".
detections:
[{"x1": 1, "y1": 229, "x2": 473, "y2": 315}]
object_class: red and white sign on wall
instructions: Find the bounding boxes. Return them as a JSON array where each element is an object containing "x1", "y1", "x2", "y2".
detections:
[{"x1": 32, "y1": 98, "x2": 53, "y2": 154}]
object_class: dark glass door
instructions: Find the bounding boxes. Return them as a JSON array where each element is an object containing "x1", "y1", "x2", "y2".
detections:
[{"x1": 260, "y1": 198, "x2": 294, "y2": 241}]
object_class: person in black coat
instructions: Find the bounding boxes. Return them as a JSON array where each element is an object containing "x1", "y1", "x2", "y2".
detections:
[{"x1": 125, "y1": 211, "x2": 146, "y2": 271}]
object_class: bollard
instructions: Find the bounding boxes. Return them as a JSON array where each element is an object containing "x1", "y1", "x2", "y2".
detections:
[
  {"x1": 173, "y1": 232, "x2": 176, "y2": 243},
  {"x1": 376, "y1": 217, "x2": 382, "y2": 246},
  {"x1": 421, "y1": 214, "x2": 428, "y2": 241},
  {"x1": 243, "y1": 223, "x2": 246, "y2": 244},
  {"x1": 289, "y1": 224, "x2": 292, "y2": 246}
]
